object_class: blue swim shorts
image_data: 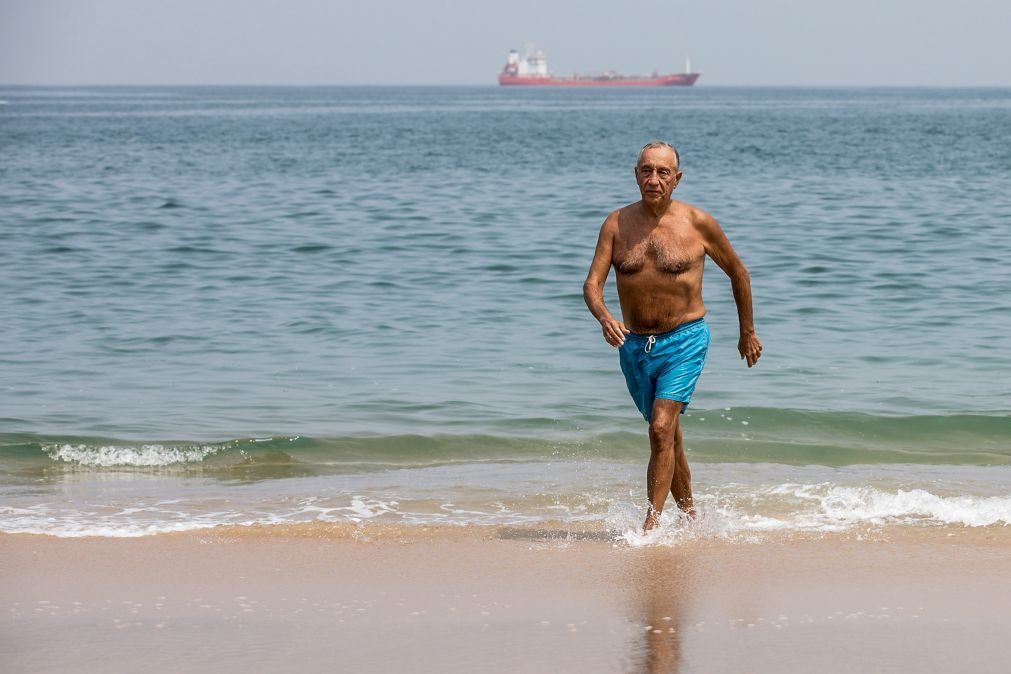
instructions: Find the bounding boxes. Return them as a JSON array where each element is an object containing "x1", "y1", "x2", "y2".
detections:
[{"x1": 618, "y1": 318, "x2": 710, "y2": 422}]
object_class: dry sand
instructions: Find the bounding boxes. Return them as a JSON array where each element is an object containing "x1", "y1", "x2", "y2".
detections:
[{"x1": 3, "y1": 524, "x2": 1010, "y2": 673}]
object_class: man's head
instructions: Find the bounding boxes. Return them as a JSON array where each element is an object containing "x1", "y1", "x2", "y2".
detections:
[{"x1": 635, "y1": 141, "x2": 682, "y2": 207}]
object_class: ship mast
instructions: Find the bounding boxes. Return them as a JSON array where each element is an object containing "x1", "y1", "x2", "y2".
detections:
[{"x1": 685, "y1": 56, "x2": 692, "y2": 74}]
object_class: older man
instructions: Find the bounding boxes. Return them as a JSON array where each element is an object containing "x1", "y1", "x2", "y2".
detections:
[{"x1": 583, "y1": 141, "x2": 762, "y2": 534}]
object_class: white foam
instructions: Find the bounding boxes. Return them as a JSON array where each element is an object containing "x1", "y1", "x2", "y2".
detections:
[
  {"x1": 45, "y1": 443, "x2": 223, "y2": 467},
  {"x1": 601, "y1": 481, "x2": 1011, "y2": 546},
  {"x1": 0, "y1": 514, "x2": 248, "y2": 538},
  {"x1": 5, "y1": 472, "x2": 1009, "y2": 538},
  {"x1": 708, "y1": 483, "x2": 1011, "y2": 532},
  {"x1": 340, "y1": 496, "x2": 398, "y2": 522},
  {"x1": 606, "y1": 502, "x2": 734, "y2": 546},
  {"x1": 804, "y1": 485, "x2": 1011, "y2": 527}
]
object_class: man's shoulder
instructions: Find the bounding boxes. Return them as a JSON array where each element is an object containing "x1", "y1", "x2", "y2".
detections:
[
  {"x1": 669, "y1": 200, "x2": 717, "y2": 228},
  {"x1": 614, "y1": 201, "x2": 642, "y2": 218},
  {"x1": 667, "y1": 199, "x2": 701, "y2": 216},
  {"x1": 602, "y1": 202, "x2": 641, "y2": 229}
]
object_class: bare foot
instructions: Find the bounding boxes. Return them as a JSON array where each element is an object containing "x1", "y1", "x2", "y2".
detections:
[{"x1": 642, "y1": 507, "x2": 661, "y2": 534}]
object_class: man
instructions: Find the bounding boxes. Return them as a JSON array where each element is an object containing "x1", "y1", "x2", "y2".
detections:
[{"x1": 583, "y1": 141, "x2": 762, "y2": 534}]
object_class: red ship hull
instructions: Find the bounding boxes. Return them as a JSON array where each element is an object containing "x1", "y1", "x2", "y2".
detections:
[{"x1": 498, "y1": 73, "x2": 699, "y2": 87}]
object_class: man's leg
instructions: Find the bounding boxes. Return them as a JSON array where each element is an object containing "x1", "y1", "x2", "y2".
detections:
[
  {"x1": 644, "y1": 398, "x2": 693, "y2": 532},
  {"x1": 668, "y1": 415, "x2": 695, "y2": 517}
]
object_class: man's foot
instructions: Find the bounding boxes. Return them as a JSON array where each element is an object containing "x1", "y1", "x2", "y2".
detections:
[
  {"x1": 642, "y1": 507, "x2": 661, "y2": 534},
  {"x1": 643, "y1": 504, "x2": 699, "y2": 534}
]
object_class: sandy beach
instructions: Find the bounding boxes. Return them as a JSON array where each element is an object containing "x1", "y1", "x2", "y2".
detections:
[{"x1": 3, "y1": 524, "x2": 1010, "y2": 673}]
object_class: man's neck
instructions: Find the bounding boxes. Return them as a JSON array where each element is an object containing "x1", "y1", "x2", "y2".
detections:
[{"x1": 639, "y1": 199, "x2": 669, "y2": 222}]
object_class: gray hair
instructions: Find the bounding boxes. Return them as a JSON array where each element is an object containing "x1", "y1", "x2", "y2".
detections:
[{"x1": 638, "y1": 140, "x2": 680, "y2": 171}]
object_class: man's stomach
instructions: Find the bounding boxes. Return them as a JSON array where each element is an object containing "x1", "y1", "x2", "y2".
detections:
[{"x1": 615, "y1": 273, "x2": 706, "y2": 333}]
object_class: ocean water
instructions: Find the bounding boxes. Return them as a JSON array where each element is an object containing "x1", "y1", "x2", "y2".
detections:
[{"x1": 1, "y1": 85, "x2": 1009, "y2": 539}]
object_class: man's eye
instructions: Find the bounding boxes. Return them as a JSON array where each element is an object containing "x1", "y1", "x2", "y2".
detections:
[{"x1": 658, "y1": 170, "x2": 671, "y2": 178}]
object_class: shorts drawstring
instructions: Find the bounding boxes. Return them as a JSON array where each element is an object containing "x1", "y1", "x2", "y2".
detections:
[{"x1": 644, "y1": 335, "x2": 656, "y2": 353}]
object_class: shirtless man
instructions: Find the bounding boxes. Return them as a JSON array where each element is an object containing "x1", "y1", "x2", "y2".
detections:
[{"x1": 583, "y1": 141, "x2": 762, "y2": 534}]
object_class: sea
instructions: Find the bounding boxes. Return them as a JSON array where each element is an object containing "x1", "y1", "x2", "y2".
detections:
[{"x1": 1, "y1": 85, "x2": 1009, "y2": 542}]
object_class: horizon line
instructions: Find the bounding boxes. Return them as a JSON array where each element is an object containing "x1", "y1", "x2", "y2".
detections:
[{"x1": 3, "y1": 82, "x2": 1011, "y2": 89}]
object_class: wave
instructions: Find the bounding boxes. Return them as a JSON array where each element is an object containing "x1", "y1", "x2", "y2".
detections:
[
  {"x1": 769, "y1": 484, "x2": 1011, "y2": 527},
  {"x1": 45, "y1": 442, "x2": 226, "y2": 467},
  {"x1": 1, "y1": 408, "x2": 1009, "y2": 472},
  {"x1": 613, "y1": 484, "x2": 1011, "y2": 547},
  {"x1": 4, "y1": 482, "x2": 1009, "y2": 539}
]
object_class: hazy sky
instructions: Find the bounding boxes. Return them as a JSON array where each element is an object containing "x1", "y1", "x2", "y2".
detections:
[{"x1": 2, "y1": 0, "x2": 1009, "y2": 86}]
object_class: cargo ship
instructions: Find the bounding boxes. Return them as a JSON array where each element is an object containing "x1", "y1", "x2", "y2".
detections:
[{"x1": 498, "y1": 47, "x2": 699, "y2": 87}]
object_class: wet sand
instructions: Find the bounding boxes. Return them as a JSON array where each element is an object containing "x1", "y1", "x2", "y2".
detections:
[{"x1": 3, "y1": 524, "x2": 1010, "y2": 673}]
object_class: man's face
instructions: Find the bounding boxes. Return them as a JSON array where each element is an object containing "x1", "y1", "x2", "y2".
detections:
[{"x1": 635, "y1": 147, "x2": 681, "y2": 205}]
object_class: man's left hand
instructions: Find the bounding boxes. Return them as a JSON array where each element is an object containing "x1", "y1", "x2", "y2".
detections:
[{"x1": 739, "y1": 332, "x2": 763, "y2": 368}]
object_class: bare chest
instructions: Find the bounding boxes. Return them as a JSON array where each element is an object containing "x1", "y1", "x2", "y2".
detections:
[{"x1": 613, "y1": 230, "x2": 702, "y2": 276}]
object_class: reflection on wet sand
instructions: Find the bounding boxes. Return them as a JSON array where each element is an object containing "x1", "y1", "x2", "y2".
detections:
[
  {"x1": 495, "y1": 527, "x2": 613, "y2": 542},
  {"x1": 495, "y1": 526, "x2": 692, "y2": 671},
  {"x1": 628, "y1": 546, "x2": 690, "y2": 674}
]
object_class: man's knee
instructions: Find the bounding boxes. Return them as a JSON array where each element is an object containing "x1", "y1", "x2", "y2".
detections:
[{"x1": 648, "y1": 400, "x2": 683, "y2": 446}]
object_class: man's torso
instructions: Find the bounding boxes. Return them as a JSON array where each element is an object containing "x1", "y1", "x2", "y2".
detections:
[{"x1": 611, "y1": 200, "x2": 707, "y2": 333}]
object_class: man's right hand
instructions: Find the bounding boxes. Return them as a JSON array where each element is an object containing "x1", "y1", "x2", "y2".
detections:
[{"x1": 601, "y1": 317, "x2": 630, "y2": 347}]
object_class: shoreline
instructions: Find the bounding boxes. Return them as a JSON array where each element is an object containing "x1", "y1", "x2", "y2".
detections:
[{"x1": 4, "y1": 525, "x2": 1010, "y2": 673}]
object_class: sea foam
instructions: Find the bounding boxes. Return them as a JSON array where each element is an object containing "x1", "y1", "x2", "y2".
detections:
[
  {"x1": 803, "y1": 485, "x2": 1011, "y2": 527},
  {"x1": 45, "y1": 443, "x2": 223, "y2": 467}
]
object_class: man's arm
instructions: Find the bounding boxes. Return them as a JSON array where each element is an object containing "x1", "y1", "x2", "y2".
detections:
[
  {"x1": 583, "y1": 214, "x2": 629, "y2": 347},
  {"x1": 694, "y1": 209, "x2": 763, "y2": 367}
]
